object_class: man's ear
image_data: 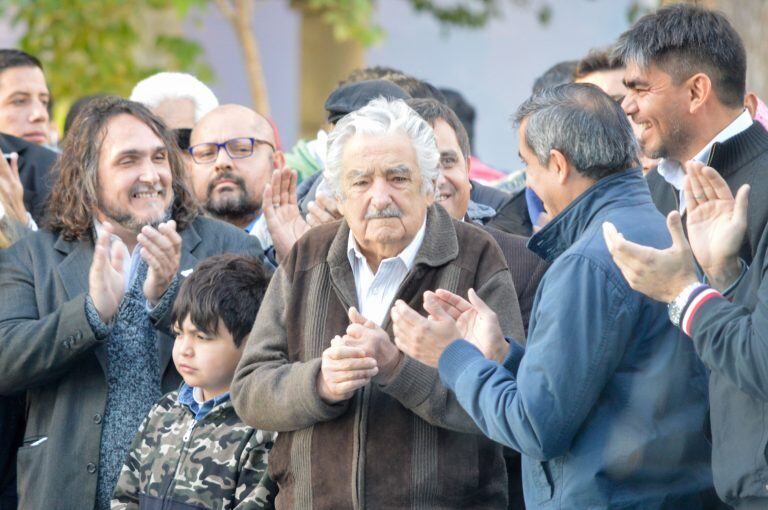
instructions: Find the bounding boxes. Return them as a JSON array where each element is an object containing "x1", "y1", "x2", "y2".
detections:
[
  {"x1": 745, "y1": 91, "x2": 759, "y2": 118},
  {"x1": 272, "y1": 150, "x2": 286, "y2": 170},
  {"x1": 548, "y1": 149, "x2": 571, "y2": 185},
  {"x1": 687, "y1": 73, "x2": 712, "y2": 114}
]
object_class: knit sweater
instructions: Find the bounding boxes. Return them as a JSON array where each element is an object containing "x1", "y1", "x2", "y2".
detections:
[
  {"x1": 87, "y1": 263, "x2": 178, "y2": 510},
  {"x1": 231, "y1": 204, "x2": 525, "y2": 509},
  {"x1": 646, "y1": 121, "x2": 768, "y2": 265}
]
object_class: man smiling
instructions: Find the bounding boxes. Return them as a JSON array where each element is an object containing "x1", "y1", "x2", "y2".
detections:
[
  {"x1": 232, "y1": 97, "x2": 524, "y2": 508},
  {"x1": 615, "y1": 4, "x2": 768, "y2": 264},
  {"x1": 0, "y1": 96, "x2": 264, "y2": 509}
]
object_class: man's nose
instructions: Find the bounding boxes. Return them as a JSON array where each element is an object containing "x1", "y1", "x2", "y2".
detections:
[
  {"x1": 139, "y1": 160, "x2": 161, "y2": 183},
  {"x1": 29, "y1": 99, "x2": 49, "y2": 123},
  {"x1": 370, "y1": 179, "x2": 393, "y2": 209},
  {"x1": 621, "y1": 94, "x2": 638, "y2": 116},
  {"x1": 213, "y1": 145, "x2": 233, "y2": 172}
]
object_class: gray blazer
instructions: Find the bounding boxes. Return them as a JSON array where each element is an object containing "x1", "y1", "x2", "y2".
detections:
[{"x1": 0, "y1": 215, "x2": 265, "y2": 510}]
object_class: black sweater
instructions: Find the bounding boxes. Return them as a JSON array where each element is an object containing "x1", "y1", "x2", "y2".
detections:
[{"x1": 646, "y1": 121, "x2": 768, "y2": 265}]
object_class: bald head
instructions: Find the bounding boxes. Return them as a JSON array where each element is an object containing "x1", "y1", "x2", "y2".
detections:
[
  {"x1": 191, "y1": 103, "x2": 275, "y2": 146},
  {"x1": 189, "y1": 103, "x2": 285, "y2": 229}
]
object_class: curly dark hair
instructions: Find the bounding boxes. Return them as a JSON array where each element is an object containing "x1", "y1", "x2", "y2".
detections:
[{"x1": 43, "y1": 96, "x2": 200, "y2": 241}]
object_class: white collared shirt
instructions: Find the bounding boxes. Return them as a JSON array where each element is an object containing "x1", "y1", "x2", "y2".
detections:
[
  {"x1": 346, "y1": 219, "x2": 426, "y2": 326},
  {"x1": 657, "y1": 109, "x2": 752, "y2": 212}
]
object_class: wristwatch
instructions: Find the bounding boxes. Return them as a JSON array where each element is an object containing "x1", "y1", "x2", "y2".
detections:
[{"x1": 668, "y1": 282, "x2": 705, "y2": 327}]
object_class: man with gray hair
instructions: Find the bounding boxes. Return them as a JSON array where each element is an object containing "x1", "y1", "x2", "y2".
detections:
[
  {"x1": 231, "y1": 97, "x2": 524, "y2": 508},
  {"x1": 393, "y1": 84, "x2": 714, "y2": 508}
]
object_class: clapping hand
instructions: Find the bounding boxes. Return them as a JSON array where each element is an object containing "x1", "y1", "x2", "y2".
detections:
[
  {"x1": 0, "y1": 153, "x2": 28, "y2": 224},
  {"x1": 317, "y1": 335, "x2": 379, "y2": 404},
  {"x1": 89, "y1": 222, "x2": 126, "y2": 322},
  {"x1": 344, "y1": 307, "x2": 402, "y2": 384},
  {"x1": 262, "y1": 167, "x2": 310, "y2": 263},
  {"x1": 684, "y1": 161, "x2": 749, "y2": 291},
  {"x1": 138, "y1": 220, "x2": 182, "y2": 306}
]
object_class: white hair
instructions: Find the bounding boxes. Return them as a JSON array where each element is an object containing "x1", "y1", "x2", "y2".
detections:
[
  {"x1": 325, "y1": 97, "x2": 440, "y2": 199},
  {"x1": 130, "y1": 72, "x2": 219, "y2": 122}
]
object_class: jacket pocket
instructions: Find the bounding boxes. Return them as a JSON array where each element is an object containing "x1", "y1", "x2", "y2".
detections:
[
  {"x1": 16, "y1": 437, "x2": 47, "y2": 503},
  {"x1": 529, "y1": 460, "x2": 555, "y2": 504}
]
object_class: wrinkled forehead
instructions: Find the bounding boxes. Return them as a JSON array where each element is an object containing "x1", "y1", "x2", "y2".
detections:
[
  {"x1": 100, "y1": 114, "x2": 167, "y2": 159},
  {"x1": 340, "y1": 131, "x2": 419, "y2": 175}
]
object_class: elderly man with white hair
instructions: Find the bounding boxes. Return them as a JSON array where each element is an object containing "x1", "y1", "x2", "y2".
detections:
[
  {"x1": 130, "y1": 72, "x2": 219, "y2": 170},
  {"x1": 231, "y1": 97, "x2": 524, "y2": 509}
]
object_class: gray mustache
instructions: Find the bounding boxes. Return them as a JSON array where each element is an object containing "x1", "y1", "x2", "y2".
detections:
[{"x1": 365, "y1": 205, "x2": 402, "y2": 219}]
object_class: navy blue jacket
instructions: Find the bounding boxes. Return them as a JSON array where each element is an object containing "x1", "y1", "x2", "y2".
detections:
[{"x1": 439, "y1": 170, "x2": 714, "y2": 509}]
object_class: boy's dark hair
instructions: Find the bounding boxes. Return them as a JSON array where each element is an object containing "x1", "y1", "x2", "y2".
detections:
[
  {"x1": 0, "y1": 49, "x2": 43, "y2": 74},
  {"x1": 614, "y1": 4, "x2": 746, "y2": 108},
  {"x1": 532, "y1": 60, "x2": 577, "y2": 94},
  {"x1": 574, "y1": 47, "x2": 623, "y2": 81},
  {"x1": 406, "y1": 97, "x2": 471, "y2": 162},
  {"x1": 171, "y1": 254, "x2": 271, "y2": 347}
]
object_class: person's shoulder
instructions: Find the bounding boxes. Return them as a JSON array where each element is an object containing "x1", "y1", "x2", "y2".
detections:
[
  {"x1": 190, "y1": 215, "x2": 247, "y2": 239},
  {"x1": 187, "y1": 216, "x2": 262, "y2": 251},
  {"x1": 290, "y1": 219, "x2": 343, "y2": 270},
  {"x1": 453, "y1": 218, "x2": 498, "y2": 246},
  {"x1": 1, "y1": 228, "x2": 65, "y2": 261},
  {"x1": 0, "y1": 132, "x2": 57, "y2": 166},
  {"x1": 452, "y1": 219, "x2": 509, "y2": 273}
]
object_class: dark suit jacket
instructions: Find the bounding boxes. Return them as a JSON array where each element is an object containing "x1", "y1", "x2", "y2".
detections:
[
  {"x1": 482, "y1": 226, "x2": 548, "y2": 336},
  {"x1": 646, "y1": 122, "x2": 768, "y2": 266},
  {"x1": 0, "y1": 216, "x2": 265, "y2": 510},
  {"x1": 487, "y1": 188, "x2": 533, "y2": 237},
  {"x1": 0, "y1": 133, "x2": 58, "y2": 223}
]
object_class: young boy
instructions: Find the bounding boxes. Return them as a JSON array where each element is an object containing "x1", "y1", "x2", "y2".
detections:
[{"x1": 112, "y1": 254, "x2": 276, "y2": 510}]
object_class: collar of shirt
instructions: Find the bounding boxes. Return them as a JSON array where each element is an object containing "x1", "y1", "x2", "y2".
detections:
[
  {"x1": 178, "y1": 383, "x2": 231, "y2": 422},
  {"x1": 93, "y1": 219, "x2": 143, "y2": 292},
  {"x1": 657, "y1": 110, "x2": 753, "y2": 212},
  {"x1": 249, "y1": 213, "x2": 272, "y2": 246},
  {"x1": 346, "y1": 218, "x2": 427, "y2": 325}
]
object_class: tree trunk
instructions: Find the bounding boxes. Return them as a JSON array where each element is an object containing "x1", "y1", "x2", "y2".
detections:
[
  {"x1": 214, "y1": 0, "x2": 271, "y2": 115},
  {"x1": 297, "y1": 7, "x2": 364, "y2": 140}
]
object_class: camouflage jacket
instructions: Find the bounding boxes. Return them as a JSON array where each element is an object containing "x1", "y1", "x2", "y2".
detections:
[{"x1": 112, "y1": 390, "x2": 277, "y2": 510}]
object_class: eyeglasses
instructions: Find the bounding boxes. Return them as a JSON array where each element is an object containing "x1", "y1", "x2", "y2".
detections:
[{"x1": 188, "y1": 137, "x2": 275, "y2": 164}]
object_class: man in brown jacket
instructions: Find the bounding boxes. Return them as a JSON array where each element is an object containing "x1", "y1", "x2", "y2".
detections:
[{"x1": 232, "y1": 97, "x2": 524, "y2": 509}]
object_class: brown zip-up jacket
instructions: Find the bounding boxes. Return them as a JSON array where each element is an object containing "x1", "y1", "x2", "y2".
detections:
[{"x1": 232, "y1": 204, "x2": 524, "y2": 510}]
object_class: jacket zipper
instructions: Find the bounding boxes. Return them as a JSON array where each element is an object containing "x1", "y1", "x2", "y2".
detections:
[
  {"x1": 160, "y1": 417, "x2": 197, "y2": 510},
  {"x1": 333, "y1": 269, "x2": 423, "y2": 509}
]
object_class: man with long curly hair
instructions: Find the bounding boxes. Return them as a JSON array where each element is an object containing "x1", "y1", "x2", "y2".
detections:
[{"x1": 0, "y1": 96, "x2": 266, "y2": 510}]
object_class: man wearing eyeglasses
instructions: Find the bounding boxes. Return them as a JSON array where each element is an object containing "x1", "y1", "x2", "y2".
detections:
[{"x1": 189, "y1": 104, "x2": 284, "y2": 237}]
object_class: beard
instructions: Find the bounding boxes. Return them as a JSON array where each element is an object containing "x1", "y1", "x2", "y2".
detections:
[
  {"x1": 97, "y1": 184, "x2": 173, "y2": 233},
  {"x1": 205, "y1": 171, "x2": 261, "y2": 220},
  {"x1": 644, "y1": 114, "x2": 692, "y2": 161}
]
